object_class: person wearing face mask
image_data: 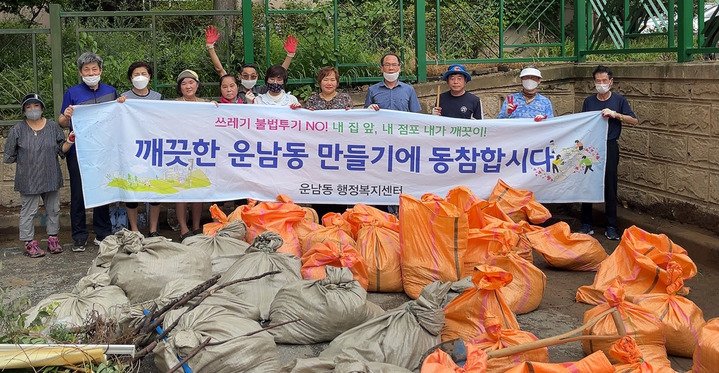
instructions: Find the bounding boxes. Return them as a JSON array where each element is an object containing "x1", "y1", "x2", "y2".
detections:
[
  {"x1": 431, "y1": 64, "x2": 483, "y2": 119},
  {"x1": 364, "y1": 53, "x2": 421, "y2": 112},
  {"x1": 497, "y1": 66, "x2": 554, "y2": 121},
  {"x1": 116, "y1": 61, "x2": 164, "y2": 237},
  {"x1": 578, "y1": 65, "x2": 637, "y2": 240},
  {"x1": 252, "y1": 65, "x2": 300, "y2": 107},
  {"x1": 204, "y1": 25, "x2": 297, "y2": 104},
  {"x1": 4, "y1": 94, "x2": 74, "y2": 258},
  {"x1": 58, "y1": 52, "x2": 117, "y2": 252}
]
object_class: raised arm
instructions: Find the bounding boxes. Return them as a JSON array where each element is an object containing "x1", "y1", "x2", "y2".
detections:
[
  {"x1": 205, "y1": 25, "x2": 227, "y2": 77},
  {"x1": 282, "y1": 34, "x2": 298, "y2": 70}
]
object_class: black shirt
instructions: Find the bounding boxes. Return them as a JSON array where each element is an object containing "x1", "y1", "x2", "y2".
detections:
[
  {"x1": 439, "y1": 91, "x2": 483, "y2": 119},
  {"x1": 581, "y1": 92, "x2": 635, "y2": 141}
]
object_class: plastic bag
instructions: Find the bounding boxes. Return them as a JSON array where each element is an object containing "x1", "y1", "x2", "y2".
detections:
[
  {"x1": 301, "y1": 241, "x2": 369, "y2": 290},
  {"x1": 524, "y1": 221, "x2": 608, "y2": 271},
  {"x1": 442, "y1": 265, "x2": 519, "y2": 341},
  {"x1": 400, "y1": 194, "x2": 468, "y2": 299},
  {"x1": 691, "y1": 318, "x2": 719, "y2": 373},
  {"x1": 610, "y1": 335, "x2": 675, "y2": 373},
  {"x1": 482, "y1": 244, "x2": 545, "y2": 314},
  {"x1": 576, "y1": 225, "x2": 697, "y2": 305},
  {"x1": 302, "y1": 212, "x2": 356, "y2": 254},
  {"x1": 503, "y1": 350, "x2": 613, "y2": 373},
  {"x1": 487, "y1": 179, "x2": 551, "y2": 224},
  {"x1": 465, "y1": 315, "x2": 548, "y2": 373},
  {"x1": 633, "y1": 261, "x2": 705, "y2": 357},
  {"x1": 241, "y1": 198, "x2": 307, "y2": 257},
  {"x1": 202, "y1": 203, "x2": 243, "y2": 236},
  {"x1": 421, "y1": 342, "x2": 488, "y2": 373}
]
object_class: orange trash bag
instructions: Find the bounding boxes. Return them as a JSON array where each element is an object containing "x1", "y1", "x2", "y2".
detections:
[
  {"x1": 202, "y1": 204, "x2": 243, "y2": 236},
  {"x1": 301, "y1": 212, "x2": 357, "y2": 255},
  {"x1": 464, "y1": 227, "x2": 519, "y2": 276},
  {"x1": 240, "y1": 198, "x2": 308, "y2": 257},
  {"x1": 400, "y1": 193, "x2": 468, "y2": 299},
  {"x1": 442, "y1": 266, "x2": 519, "y2": 342},
  {"x1": 524, "y1": 221, "x2": 608, "y2": 271},
  {"x1": 691, "y1": 318, "x2": 719, "y2": 373},
  {"x1": 421, "y1": 342, "x2": 488, "y2": 373},
  {"x1": 633, "y1": 261, "x2": 705, "y2": 357},
  {"x1": 445, "y1": 186, "x2": 490, "y2": 229},
  {"x1": 576, "y1": 225, "x2": 697, "y2": 305},
  {"x1": 610, "y1": 335, "x2": 675, "y2": 373},
  {"x1": 487, "y1": 179, "x2": 551, "y2": 224},
  {"x1": 277, "y1": 194, "x2": 320, "y2": 223},
  {"x1": 301, "y1": 241, "x2": 369, "y2": 289},
  {"x1": 464, "y1": 315, "x2": 547, "y2": 373},
  {"x1": 504, "y1": 350, "x2": 614, "y2": 373},
  {"x1": 582, "y1": 279, "x2": 670, "y2": 368},
  {"x1": 484, "y1": 245, "x2": 546, "y2": 315},
  {"x1": 344, "y1": 203, "x2": 399, "y2": 238}
]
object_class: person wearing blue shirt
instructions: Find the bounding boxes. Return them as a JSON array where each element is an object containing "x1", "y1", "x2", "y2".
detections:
[
  {"x1": 364, "y1": 53, "x2": 421, "y2": 113},
  {"x1": 58, "y1": 52, "x2": 118, "y2": 252},
  {"x1": 579, "y1": 65, "x2": 637, "y2": 240},
  {"x1": 497, "y1": 66, "x2": 554, "y2": 121}
]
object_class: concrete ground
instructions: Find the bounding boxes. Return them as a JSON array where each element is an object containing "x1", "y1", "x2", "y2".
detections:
[{"x1": 1, "y1": 202, "x2": 718, "y2": 371}]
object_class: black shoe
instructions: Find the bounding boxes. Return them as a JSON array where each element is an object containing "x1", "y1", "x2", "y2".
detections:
[
  {"x1": 180, "y1": 231, "x2": 195, "y2": 241},
  {"x1": 148, "y1": 231, "x2": 160, "y2": 237},
  {"x1": 72, "y1": 240, "x2": 86, "y2": 252}
]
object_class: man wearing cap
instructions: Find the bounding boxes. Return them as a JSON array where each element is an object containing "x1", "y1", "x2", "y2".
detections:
[
  {"x1": 497, "y1": 66, "x2": 554, "y2": 121},
  {"x1": 579, "y1": 65, "x2": 637, "y2": 240},
  {"x1": 58, "y1": 52, "x2": 117, "y2": 252},
  {"x1": 364, "y1": 53, "x2": 421, "y2": 112},
  {"x1": 431, "y1": 64, "x2": 483, "y2": 119}
]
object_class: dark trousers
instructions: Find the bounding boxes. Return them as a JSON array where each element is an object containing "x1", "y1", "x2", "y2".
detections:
[
  {"x1": 582, "y1": 139, "x2": 619, "y2": 227},
  {"x1": 66, "y1": 151, "x2": 112, "y2": 242}
]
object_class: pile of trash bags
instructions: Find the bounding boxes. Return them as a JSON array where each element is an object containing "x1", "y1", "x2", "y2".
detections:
[{"x1": 20, "y1": 180, "x2": 716, "y2": 372}]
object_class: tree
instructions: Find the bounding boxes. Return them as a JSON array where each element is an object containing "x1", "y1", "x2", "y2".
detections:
[{"x1": 0, "y1": 0, "x2": 52, "y2": 26}]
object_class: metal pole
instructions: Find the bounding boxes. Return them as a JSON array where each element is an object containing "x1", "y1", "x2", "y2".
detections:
[
  {"x1": 415, "y1": 0, "x2": 426, "y2": 83},
  {"x1": 242, "y1": 0, "x2": 254, "y2": 64},
  {"x1": 574, "y1": 0, "x2": 586, "y2": 62},
  {"x1": 676, "y1": 0, "x2": 693, "y2": 61},
  {"x1": 49, "y1": 4, "x2": 64, "y2": 120}
]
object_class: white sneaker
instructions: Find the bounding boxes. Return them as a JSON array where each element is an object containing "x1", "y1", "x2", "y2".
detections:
[{"x1": 93, "y1": 238, "x2": 102, "y2": 246}]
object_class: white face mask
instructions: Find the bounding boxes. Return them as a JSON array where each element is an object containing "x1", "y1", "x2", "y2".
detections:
[
  {"x1": 82, "y1": 75, "x2": 101, "y2": 87},
  {"x1": 595, "y1": 84, "x2": 611, "y2": 94},
  {"x1": 383, "y1": 71, "x2": 400, "y2": 82},
  {"x1": 132, "y1": 76, "x2": 150, "y2": 90},
  {"x1": 522, "y1": 79, "x2": 539, "y2": 91},
  {"x1": 241, "y1": 79, "x2": 257, "y2": 89}
]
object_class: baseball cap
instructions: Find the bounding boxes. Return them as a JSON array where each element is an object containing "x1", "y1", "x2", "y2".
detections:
[
  {"x1": 20, "y1": 93, "x2": 45, "y2": 111},
  {"x1": 176, "y1": 69, "x2": 200, "y2": 83}
]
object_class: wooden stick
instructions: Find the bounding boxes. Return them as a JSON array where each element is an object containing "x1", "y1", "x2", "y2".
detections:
[
  {"x1": 486, "y1": 306, "x2": 626, "y2": 359},
  {"x1": 435, "y1": 85, "x2": 441, "y2": 107},
  {"x1": 164, "y1": 337, "x2": 211, "y2": 373}
]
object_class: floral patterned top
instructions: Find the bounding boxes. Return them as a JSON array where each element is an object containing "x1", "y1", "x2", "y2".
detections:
[{"x1": 304, "y1": 92, "x2": 353, "y2": 110}]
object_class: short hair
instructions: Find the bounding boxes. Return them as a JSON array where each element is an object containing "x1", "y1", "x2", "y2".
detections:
[
  {"x1": 240, "y1": 63, "x2": 260, "y2": 76},
  {"x1": 77, "y1": 52, "x2": 103, "y2": 70},
  {"x1": 175, "y1": 77, "x2": 202, "y2": 96},
  {"x1": 127, "y1": 61, "x2": 153, "y2": 81},
  {"x1": 593, "y1": 65, "x2": 613, "y2": 80},
  {"x1": 265, "y1": 65, "x2": 287, "y2": 83},
  {"x1": 380, "y1": 53, "x2": 401, "y2": 66},
  {"x1": 317, "y1": 66, "x2": 339, "y2": 84},
  {"x1": 220, "y1": 73, "x2": 237, "y2": 85}
]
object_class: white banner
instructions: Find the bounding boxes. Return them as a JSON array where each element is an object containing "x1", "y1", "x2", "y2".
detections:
[{"x1": 72, "y1": 100, "x2": 607, "y2": 208}]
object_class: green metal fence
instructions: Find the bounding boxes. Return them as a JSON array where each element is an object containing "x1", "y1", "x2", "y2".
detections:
[{"x1": 1, "y1": 0, "x2": 718, "y2": 125}]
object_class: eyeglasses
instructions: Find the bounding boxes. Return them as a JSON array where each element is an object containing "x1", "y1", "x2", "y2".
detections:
[{"x1": 382, "y1": 63, "x2": 400, "y2": 68}]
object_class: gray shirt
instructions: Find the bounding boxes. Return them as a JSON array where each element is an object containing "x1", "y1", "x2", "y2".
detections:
[
  {"x1": 121, "y1": 89, "x2": 163, "y2": 101},
  {"x1": 3, "y1": 119, "x2": 65, "y2": 194}
]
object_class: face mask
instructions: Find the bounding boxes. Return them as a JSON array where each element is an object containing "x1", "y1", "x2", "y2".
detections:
[
  {"x1": 132, "y1": 76, "x2": 150, "y2": 90},
  {"x1": 267, "y1": 82, "x2": 284, "y2": 93},
  {"x1": 82, "y1": 75, "x2": 101, "y2": 87},
  {"x1": 241, "y1": 79, "x2": 257, "y2": 89},
  {"x1": 522, "y1": 79, "x2": 539, "y2": 91},
  {"x1": 595, "y1": 84, "x2": 611, "y2": 94},
  {"x1": 383, "y1": 71, "x2": 400, "y2": 82},
  {"x1": 25, "y1": 109, "x2": 43, "y2": 121}
]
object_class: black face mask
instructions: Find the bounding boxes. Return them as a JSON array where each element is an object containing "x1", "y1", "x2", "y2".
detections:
[{"x1": 267, "y1": 82, "x2": 284, "y2": 93}]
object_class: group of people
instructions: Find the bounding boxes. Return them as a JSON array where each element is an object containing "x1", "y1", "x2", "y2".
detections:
[{"x1": 3, "y1": 25, "x2": 637, "y2": 258}]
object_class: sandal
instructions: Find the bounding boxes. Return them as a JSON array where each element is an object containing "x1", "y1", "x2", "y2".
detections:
[
  {"x1": 148, "y1": 231, "x2": 160, "y2": 238},
  {"x1": 24, "y1": 240, "x2": 46, "y2": 258},
  {"x1": 47, "y1": 236, "x2": 63, "y2": 254},
  {"x1": 179, "y1": 231, "x2": 195, "y2": 241}
]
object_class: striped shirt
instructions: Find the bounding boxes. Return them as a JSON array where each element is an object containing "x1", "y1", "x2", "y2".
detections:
[{"x1": 3, "y1": 119, "x2": 65, "y2": 194}]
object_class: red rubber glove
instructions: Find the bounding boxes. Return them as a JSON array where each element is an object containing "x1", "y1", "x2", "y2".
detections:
[
  {"x1": 68, "y1": 131, "x2": 76, "y2": 143},
  {"x1": 284, "y1": 35, "x2": 298, "y2": 56},
  {"x1": 534, "y1": 114, "x2": 547, "y2": 122},
  {"x1": 290, "y1": 103, "x2": 302, "y2": 110},
  {"x1": 506, "y1": 95, "x2": 517, "y2": 115},
  {"x1": 205, "y1": 25, "x2": 219, "y2": 45}
]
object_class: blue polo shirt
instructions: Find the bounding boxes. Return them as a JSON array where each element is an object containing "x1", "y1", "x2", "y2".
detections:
[
  {"x1": 60, "y1": 82, "x2": 117, "y2": 153},
  {"x1": 364, "y1": 80, "x2": 422, "y2": 112}
]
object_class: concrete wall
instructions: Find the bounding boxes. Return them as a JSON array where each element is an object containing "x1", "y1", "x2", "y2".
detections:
[{"x1": 2, "y1": 62, "x2": 718, "y2": 233}]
